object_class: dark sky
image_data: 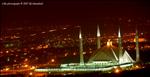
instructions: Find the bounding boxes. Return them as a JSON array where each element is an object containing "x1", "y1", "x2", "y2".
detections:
[{"x1": 1, "y1": 0, "x2": 150, "y2": 33}]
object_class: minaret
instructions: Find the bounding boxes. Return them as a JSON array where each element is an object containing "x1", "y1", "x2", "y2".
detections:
[
  {"x1": 79, "y1": 29, "x2": 84, "y2": 65},
  {"x1": 135, "y1": 29, "x2": 140, "y2": 62},
  {"x1": 118, "y1": 27, "x2": 122, "y2": 63},
  {"x1": 97, "y1": 25, "x2": 101, "y2": 49}
]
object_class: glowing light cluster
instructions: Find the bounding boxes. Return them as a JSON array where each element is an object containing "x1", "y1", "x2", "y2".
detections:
[{"x1": 107, "y1": 39, "x2": 112, "y2": 46}]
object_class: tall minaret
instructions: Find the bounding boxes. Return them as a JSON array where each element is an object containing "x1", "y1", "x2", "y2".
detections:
[
  {"x1": 135, "y1": 29, "x2": 140, "y2": 62},
  {"x1": 118, "y1": 27, "x2": 122, "y2": 64},
  {"x1": 97, "y1": 25, "x2": 101, "y2": 49},
  {"x1": 79, "y1": 29, "x2": 84, "y2": 65}
]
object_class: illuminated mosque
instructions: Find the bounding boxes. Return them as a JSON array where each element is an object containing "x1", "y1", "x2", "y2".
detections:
[
  {"x1": 87, "y1": 26, "x2": 135, "y2": 67},
  {"x1": 35, "y1": 25, "x2": 140, "y2": 72}
]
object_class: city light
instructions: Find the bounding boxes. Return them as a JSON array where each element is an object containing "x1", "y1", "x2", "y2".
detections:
[
  {"x1": 135, "y1": 65, "x2": 139, "y2": 68},
  {"x1": 30, "y1": 66, "x2": 36, "y2": 70},
  {"x1": 73, "y1": 52, "x2": 77, "y2": 55},
  {"x1": 6, "y1": 51, "x2": 9, "y2": 53},
  {"x1": 1, "y1": 1, "x2": 150, "y2": 76},
  {"x1": 51, "y1": 59, "x2": 55, "y2": 63},
  {"x1": 64, "y1": 53, "x2": 68, "y2": 57},
  {"x1": 29, "y1": 72, "x2": 33, "y2": 75},
  {"x1": 114, "y1": 68, "x2": 121, "y2": 73},
  {"x1": 107, "y1": 39, "x2": 112, "y2": 46},
  {"x1": 5, "y1": 67, "x2": 10, "y2": 71},
  {"x1": 24, "y1": 64, "x2": 28, "y2": 67}
]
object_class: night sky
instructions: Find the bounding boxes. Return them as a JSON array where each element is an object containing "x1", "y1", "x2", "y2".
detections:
[{"x1": 1, "y1": 0, "x2": 150, "y2": 33}]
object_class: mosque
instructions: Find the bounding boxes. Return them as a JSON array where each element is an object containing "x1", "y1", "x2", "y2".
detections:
[
  {"x1": 35, "y1": 25, "x2": 140, "y2": 72},
  {"x1": 85, "y1": 26, "x2": 137, "y2": 67}
]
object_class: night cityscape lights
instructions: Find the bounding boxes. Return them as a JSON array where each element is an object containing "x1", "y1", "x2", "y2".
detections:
[{"x1": 1, "y1": 0, "x2": 150, "y2": 77}]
